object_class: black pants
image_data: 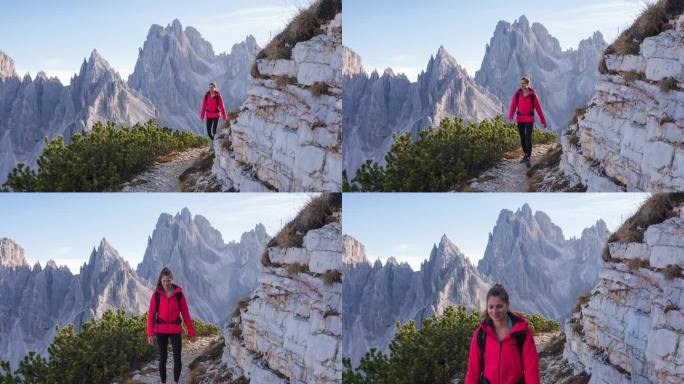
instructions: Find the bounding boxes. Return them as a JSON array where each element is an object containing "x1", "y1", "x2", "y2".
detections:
[
  {"x1": 517, "y1": 122, "x2": 534, "y2": 158},
  {"x1": 157, "y1": 333, "x2": 182, "y2": 383},
  {"x1": 206, "y1": 117, "x2": 219, "y2": 140}
]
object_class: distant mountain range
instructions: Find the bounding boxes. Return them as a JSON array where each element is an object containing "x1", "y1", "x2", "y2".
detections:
[
  {"x1": 0, "y1": 19, "x2": 258, "y2": 184},
  {"x1": 343, "y1": 15, "x2": 606, "y2": 177},
  {"x1": 342, "y1": 204, "x2": 610, "y2": 365},
  {"x1": 0, "y1": 209, "x2": 269, "y2": 368}
]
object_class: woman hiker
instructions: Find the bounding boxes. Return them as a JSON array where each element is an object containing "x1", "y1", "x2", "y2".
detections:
[
  {"x1": 147, "y1": 267, "x2": 196, "y2": 384},
  {"x1": 508, "y1": 76, "x2": 547, "y2": 168},
  {"x1": 200, "y1": 82, "x2": 227, "y2": 140},
  {"x1": 465, "y1": 284, "x2": 540, "y2": 384}
]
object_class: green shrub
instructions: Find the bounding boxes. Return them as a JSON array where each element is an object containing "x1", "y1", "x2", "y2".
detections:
[
  {"x1": 344, "y1": 116, "x2": 556, "y2": 192},
  {"x1": 2, "y1": 120, "x2": 208, "y2": 192},
  {"x1": 0, "y1": 309, "x2": 220, "y2": 383},
  {"x1": 522, "y1": 313, "x2": 561, "y2": 334}
]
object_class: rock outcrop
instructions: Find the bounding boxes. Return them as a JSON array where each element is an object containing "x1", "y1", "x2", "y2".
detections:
[
  {"x1": 128, "y1": 19, "x2": 258, "y2": 134},
  {"x1": 0, "y1": 49, "x2": 156, "y2": 184},
  {"x1": 222, "y1": 195, "x2": 343, "y2": 383},
  {"x1": 0, "y1": 238, "x2": 150, "y2": 368},
  {"x1": 212, "y1": 13, "x2": 342, "y2": 192},
  {"x1": 478, "y1": 204, "x2": 610, "y2": 320},
  {"x1": 560, "y1": 13, "x2": 684, "y2": 191},
  {"x1": 475, "y1": 15, "x2": 606, "y2": 133},
  {"x1": 136, "y1": 208, "x2": 269, "y2": 324},
  {"x1": 563, "y1": 195, "x2": 684, "y2": 383},
  {"x1": 342, "y1": 46, "x2": 503, "y2": 177}
]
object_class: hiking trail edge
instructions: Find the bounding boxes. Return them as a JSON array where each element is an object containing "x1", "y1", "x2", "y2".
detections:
[
  {"x1": 467, "y1": 143, "x2": 556, "y2": 192},
  {"x1": 121, "y1": 146, "x2": 214, "y2": 192}
]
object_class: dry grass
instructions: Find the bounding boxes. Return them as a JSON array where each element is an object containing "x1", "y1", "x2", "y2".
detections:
[
  {"x1": 538, "y1": 333, "x2": 565, "y2": 359},
  {"x1": 156, "y1": 151, "x2": 179, "y2": 163},
  {"x1": 257, "y1": 0, "x2": 341, "y2": 60},
  {"x1": 570, "y1": 105, "x2": 589, "y2": 125},
  {"x1": 609, "y1": 193, "x2": 684, "y2": 243},
  {"x1": 660, "y1": 114, "x2": 675, "y2": 125},
  {"x1": 527, "y1": 144, "x2": 562, "y2": 178},
  {"x1": 268, "y1": 192, "x2": 342, "y2": 248},
  {"x1": 663, "y1": 264, "x2": 682, "y2": 280},
  {"x1": 310, "y1": 81, "x2": 330, "y2": 97},
  {"x1": 627, "y1": 258, "x2": 650, "y2": 271},
  {"x1": 188, "y1": 337, "x2": 225, "y2": 383},
  {"x1": 275, "y1": 75, "x2": 297, "y2": 89},
  {"x1": 567, "y1": 372, "x2": 591, "y2": 384},
  {"x1": 287, "y1": 262, "x2": 310, "y2": 276},
  {"x1": 178, "y1": 149, "x2": 214, "y2": 185},
  {"x1": 605, "y1": 0, "x2": 684, "y2": 55},
  {"x1": 321, "y1": 269, "x2": 342, "y2": 286},
  {"x1": 261, "y1": 248, "x2": 272, "y2": 267},
  {"x1": 623, "y1": 71, "x2": 646, "y2": 84},
  {"x1": 659, "y1": 77, "x2": 680, "y2": 92},
  {"x1": 573, "y1": 293, "x2": 592, "y2": 314},
  {"x1": 232, "y1": 297, "x2": 251, "y2": 318}
]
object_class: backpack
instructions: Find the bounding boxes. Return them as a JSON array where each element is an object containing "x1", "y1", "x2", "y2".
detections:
[
  {"x1": 204, "y1": 92, "x2": 221, "y2": 113},
  {"x1": 515, "y1": 89, "x2": 536, "y2": 117},
  {"x1": 477, "y1": 326, "x2": 526, "y2": 384},
  {"x1": 154, "y1": 289, "x2": 183, "y2": 325}
]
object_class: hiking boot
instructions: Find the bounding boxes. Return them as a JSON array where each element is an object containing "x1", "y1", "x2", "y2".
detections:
[
  {"x1": 525, "y1": 158, "x2": 531, "y2": 168},
  {"x1": 519, "y1": 156, "x2": 528, "y2": 164}
]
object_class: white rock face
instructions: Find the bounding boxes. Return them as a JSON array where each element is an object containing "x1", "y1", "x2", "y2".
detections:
[
  {"x1": 563, "y1": 205, "x2": 684, "y2": 384},
  {"x1": 222, "y1": 221, "x2": 342, "y2": 383},
  {"x1": 343, "y1": 46, "x2": 503, "y2": 177},
  {"x1": 560, "y1": 14, "x2": 684, "y2": 191},
  {"x1": 212, "y1": 14, "x2": 342, "y2": 192},
  {"x1": 0, "y1": 238, "x2": 151, "y2": 368},
  {"x1": 127, "y1": 19, "x2": 258, "y2": 134},
  {"x1": 0, "y1": 51, "x2": 17, "y2": 78},
  {"x1": 475, "y1": 15, "x2": 606, "y2": 133},
  {"x1": 0, "y1": 49, "x2": 157, "y2": 185}
]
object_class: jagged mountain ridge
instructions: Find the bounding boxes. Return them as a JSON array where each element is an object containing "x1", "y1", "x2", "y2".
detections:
[
  {"x1": 0, "y1": 49, "x2": 156, "y2": 184},
  {"x1": 343, "y1": 15, "x2": 605, "y2": 177},
  {"x1": 128, "y1": 19, "x2": 259, "y2": 134},
  {"x1": 342, "y1": 204, "x2": 609, "y2": 366},
  {"x1": 343, "y1": 46, "x2": 503, "y2": 176},
  {"x1": 0, "y1": 19, "x2": 258, "y2": 184},
  {"x1": 0, "y1": 209, "x2": 269, "y2": 368},
  {"x1": 475, "y1": 15, "x2": 606, "y2": 133},
  {"x1": 135, "y1": 207, "x2": 270, "y2": 323}
]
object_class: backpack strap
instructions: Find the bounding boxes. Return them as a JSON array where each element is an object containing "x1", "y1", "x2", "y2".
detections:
[
  {"x1": 477, "y1": 327, "x2": 486, "y2": 379},
  {"x1": 154, "y1": 291, "x2": 160, "y2": 322},
  {"x1": 516, "y1": 89, "x2": 535, "y2": 117},
  {"x1": 513, "y1": 330, "x2": 526, "y2": 358},
  {"x1": 205, "y1": 92, "x2": 221, "y2": 113}
]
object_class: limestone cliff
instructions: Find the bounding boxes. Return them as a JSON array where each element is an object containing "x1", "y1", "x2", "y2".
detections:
[
  {"x1": 222, "y1": 194, "x2": 342, "y2": 383},
  {"x1": 563, "y1": 194, "x2": 684, "y2": 383},
  {"x1": 560, "y1": 12, "x2": 684, "y2": 191},
  {"x1": 212, "y1": 10, "x2": 342, "y2": 192}
]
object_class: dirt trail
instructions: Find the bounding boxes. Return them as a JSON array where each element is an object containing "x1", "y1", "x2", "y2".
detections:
[
  {"x1": 467, "y1": 144, "x2": 556, "y2": 192},
  {"x1": 124, "y1": 336, "x2": 219, "y2": 384},
  {"x1": 121, "y1": 147, "x2": 210, "y2": 192}
]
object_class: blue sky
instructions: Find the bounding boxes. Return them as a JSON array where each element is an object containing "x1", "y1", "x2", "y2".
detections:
[
  {"x1": 344, "y1": 0, "x2": 645, "y2": 80},
  {"x1": 0, "y1": 0, "x2": 311, "y2": 84},
  {"x1": 343, "y1": 193, "x2": 650, "y2": 270},
  {"x1": 0, "y1": 193, "x2": 314, "y2": 274}
]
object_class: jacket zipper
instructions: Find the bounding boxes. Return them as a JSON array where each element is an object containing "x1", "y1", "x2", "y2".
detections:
[{"x1": 498, "y1": 339, "x2": 502, "y2": 384}]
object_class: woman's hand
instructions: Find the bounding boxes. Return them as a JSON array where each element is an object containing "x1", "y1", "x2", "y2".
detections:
[{"x1": 147, "y1": 336, "x2": 153, "y2": 345}]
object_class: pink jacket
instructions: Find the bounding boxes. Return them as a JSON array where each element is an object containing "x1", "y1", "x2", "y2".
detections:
[
  {"x1": 147, "y1": 285, "x2": 196, "y2": 337},
  {"x1": 508, "y1": 88, "x2": 546, "y2": 125},
  {"x1": 465, "y1": 312, "x2": 540, "y2": 384},
  {"x1": 200, "y1": 91, "x2": 227, "y2": 120}
]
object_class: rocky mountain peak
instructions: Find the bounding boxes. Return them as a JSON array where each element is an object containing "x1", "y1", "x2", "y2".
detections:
[
  {"x1": 342, "y1": 46, "x2": 365, "y2": 76},
  {"x1": 0, "y1": 238, "x2": 28, "y2": 268},
  {"x1": 513, "y1": 14, "x2": 530, "y2": 30},
  {"x1": 0, "y1": 50, "x2": 17, "y2": 78},
  {"x1": 83, "y1": 238, "x2": 128, "y2": 274}
]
